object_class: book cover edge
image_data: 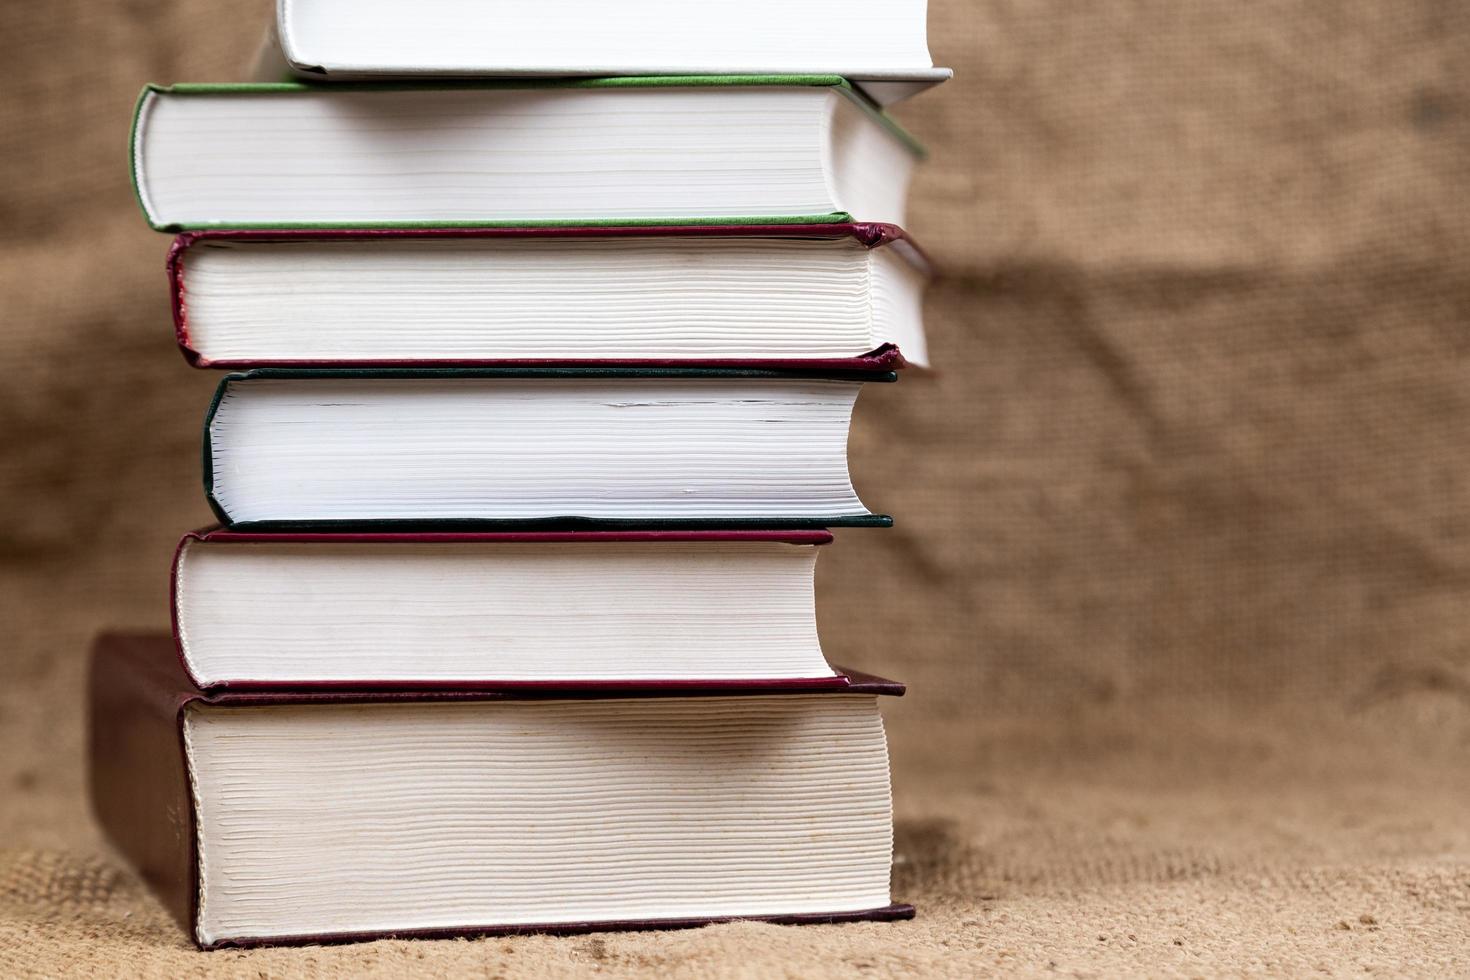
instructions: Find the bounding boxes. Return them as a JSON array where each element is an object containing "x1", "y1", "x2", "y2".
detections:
[
  {"x1": 169, "y1": 221, "x2": 926, "y2": 368},
  {"x1": 200, "y1": 903, "x2": 916, "y2": 950}
]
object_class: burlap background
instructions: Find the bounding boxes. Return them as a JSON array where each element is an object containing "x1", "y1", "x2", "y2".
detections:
[{"x1": 4, "y1": 1, "x2": 1469, "y2": 975}]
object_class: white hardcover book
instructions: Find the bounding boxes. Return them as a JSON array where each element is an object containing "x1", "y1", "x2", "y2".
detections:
[{"x1": 256, "y1": 0, "x2": 951, "y2": 106}]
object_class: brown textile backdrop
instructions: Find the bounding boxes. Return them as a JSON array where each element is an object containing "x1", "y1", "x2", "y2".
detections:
[{"x1": 3, "y1": 1, "x2": 1469, "y2": 975}]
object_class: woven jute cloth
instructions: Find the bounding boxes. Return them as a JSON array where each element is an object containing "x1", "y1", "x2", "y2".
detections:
[{"x1": 3, "y1": 1, "x2": 1470, "y2": 975}]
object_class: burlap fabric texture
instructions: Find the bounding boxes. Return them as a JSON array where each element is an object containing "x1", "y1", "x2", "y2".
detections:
[{"x1": 3, "y1": 1, "x2": 1470, "y2": 975}]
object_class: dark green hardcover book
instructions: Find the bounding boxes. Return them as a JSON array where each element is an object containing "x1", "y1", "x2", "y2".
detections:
[
  {"x1": 131, "y1": 77, "x2": 923, "y2": 232},
  {"x1": 202, "y1": 367, "x2": 896, "y2": 531}
]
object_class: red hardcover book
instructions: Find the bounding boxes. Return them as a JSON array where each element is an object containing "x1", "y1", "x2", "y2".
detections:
[
  {"x1": 90, "y1": 632, "x2": 912, "y2": 949},
  {"x1": 171, "y1": 527, "x2": 858, "y2": 691},
  {"x1": 167, "y1": 222, "x2": 930, "y2": 369}
]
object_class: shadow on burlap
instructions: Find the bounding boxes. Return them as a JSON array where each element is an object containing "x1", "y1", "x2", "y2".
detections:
[{"x1": 2, "y1": 1, "x2": 1468, "y2": 975}]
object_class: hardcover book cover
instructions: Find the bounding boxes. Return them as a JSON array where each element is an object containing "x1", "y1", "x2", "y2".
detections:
[
  {"x1": 258, "y1": 5, "x2": 953, "y2": 106},
  {"x1": 166, "y1": 222, "x2": 930, "y2": 370},
  {"x1": 171, "y1": 526, "x2": 852, "y2": 692},
  {"x1": 201, "y1": 366, "x2": 898, "y2": 532},
  {"x1": 88, "y1": 632, "x2": 913, "y2": 949},
  {"x1": 130, "y1": 77, "x2": 925, "y2": 232}
]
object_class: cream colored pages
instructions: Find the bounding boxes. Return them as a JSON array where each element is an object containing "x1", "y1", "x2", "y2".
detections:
[
  {"x1": 176, "y1": 539, "x2": 836, "y2": 685},
  {"x1": 180, "y1": 236, "x2": 929, "y2": 363},
  {"x1": 186, "y1": 695, "x2": 894, "y2": 944}
]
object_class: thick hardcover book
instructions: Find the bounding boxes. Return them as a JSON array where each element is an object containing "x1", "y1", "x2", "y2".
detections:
[
  {"x1": 167, "y1": 222, "x2": 930, "y2": 369},
  {"x1": 258, "y1": 0, "x2": 952, "y2": 107},
  {"x1": 130, "y1": 78, "x2": 923, "y2": 231},
  {"x1": 201, "y1": 366, "x2": 897, "y2": 531},
  {"x1": 90, "y1": 632, "x2": 913, "y2": 949},
  {"x1": 172, "y1": 527, "x2": 859, "y2": 690}
]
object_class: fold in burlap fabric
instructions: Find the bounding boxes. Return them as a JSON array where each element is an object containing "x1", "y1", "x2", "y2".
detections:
[{"x1": 2, "y1": 1, "x2": 1469, "y2": 975}]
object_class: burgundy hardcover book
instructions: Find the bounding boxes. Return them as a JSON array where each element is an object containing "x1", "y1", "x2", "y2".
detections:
[
  {"x1": 167, "y1": 222, "x2": 930, "y2": 369},
  {"x1": 171, "y1": 527, "x2": 859, "y2": 692},
  {"x1": 90, "y1": 633, "x2": 912, "y2": 949}
]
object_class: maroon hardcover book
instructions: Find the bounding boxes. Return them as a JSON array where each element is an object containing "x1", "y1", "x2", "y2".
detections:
[
  {"x1": 167, "y1": 222, "x2": 930, "y2": 369},
  {"x1": 89, "y1": 632, "x2": 912, "y2": 949},
  {"x1": 170, "y1": 526, "x2": 853, "y2": 692}
]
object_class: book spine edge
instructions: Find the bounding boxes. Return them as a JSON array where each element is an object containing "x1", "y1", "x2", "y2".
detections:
[
  {"x1": 273, "y1": 0, "x2": 301, "y2": 70},
  {"x1": 201, "y1": 379, "x2": 233, "y2": 526},
  {"x1": 167, "y1": 235, "x2": 211, "y2": 366},
  {"x1": 169, "y1": 533, "x2": 210, "y2": 690},
  {"x1": 200, "y1": 903, "x2": 916, "y2": 949},
  {"x1": 88, "y1": 637, "x2": 201, "y2": 944},
  {"x1": 129, "y1": 88, "x2": 165, "y2": 230}
]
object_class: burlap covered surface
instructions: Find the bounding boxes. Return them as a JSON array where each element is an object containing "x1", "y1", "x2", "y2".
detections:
[{"x1": 3, "y1": 1, "x2": 1469, "y2": 975}]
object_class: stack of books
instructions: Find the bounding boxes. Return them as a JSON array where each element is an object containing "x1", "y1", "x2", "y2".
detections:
[{"x1": 93, "y1": 0, "x2": 946, "y2": 950}]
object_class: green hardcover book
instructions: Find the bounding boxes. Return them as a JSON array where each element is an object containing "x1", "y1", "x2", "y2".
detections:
[
  {"x1": 130, "y1": 77, "x2": 924, "y2": 232},
  {"x1": 202, "y1": 366, "x2": 897, "y2": 531}
]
